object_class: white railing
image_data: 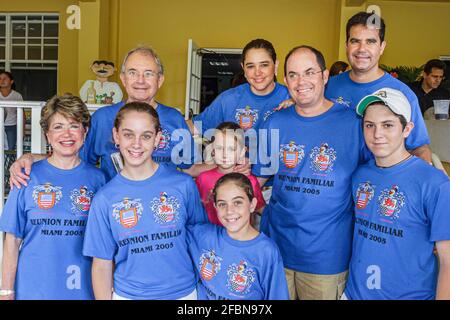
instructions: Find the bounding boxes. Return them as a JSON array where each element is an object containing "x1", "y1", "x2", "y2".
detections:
[{"x1": 0, "y1": 101, "x2": 105, "y2": 280}]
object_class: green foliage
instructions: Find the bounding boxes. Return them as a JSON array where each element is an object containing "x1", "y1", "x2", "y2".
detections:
[{"x1": 380, "y1": 64, "x2": 423, "y2": 85}]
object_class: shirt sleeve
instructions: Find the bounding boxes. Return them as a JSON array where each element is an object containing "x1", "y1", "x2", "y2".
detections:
[
  {"x1": 185, "y1": 177, "x2": 208, "y2": 225},
  {"x1": 0, "y1": 187, "x2": 27, "y2": 239},
  {"x1": 427, "y1": 179, "x2": 450, "y2": 242},
  {"x1": 174, "y1": 115, "x2": 196, "y2": 169},
  {"x1": 82, "y1": 193, "x2": 117, "y2": 260},
  {"x1": 263, "y1": 245, "x2": 290, "y2": 300},
  {"x1": 193, "y1": 94, "x2": 225, "y2": 134},
  {"x1": 251, "y1": 119, "x2": 276, "y2": 178},
  {"x1": 404, "y1": 91, "x2": 431, "y2": 150}
]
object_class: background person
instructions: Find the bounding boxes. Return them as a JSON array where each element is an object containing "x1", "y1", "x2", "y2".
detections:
[
  {"x1": 409, "y1": 59, "x2": 450, "y2": 115},
  {"x1": 329, "y1": 61, "x2": 349, "y2": 77},
  {"x1": 0, "y1": 71, "x2": 23, "y2": 151}
]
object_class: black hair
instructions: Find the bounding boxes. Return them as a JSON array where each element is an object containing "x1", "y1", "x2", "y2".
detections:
[
  {"x1": 346, "y1": 11, "x2": 386, "y2": 43},
  {"x1": 424, "y1": 59, "x2": 446, "y2": 74},
  {"x1": 329, "y1": 61, "x2": 349, "y2": 77},
  {"x1": 0, "y1": 70, "x2": 17, "y2": 90},
  {"x1": 242, "y1": 39, "x2": 277, "y2": 64}
]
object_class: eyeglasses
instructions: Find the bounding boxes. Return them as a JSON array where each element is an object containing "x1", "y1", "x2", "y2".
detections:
[
  {"x1": 287, "y1": 69, "x2": 323, "y2": 81},
  {"x1": 125, "y1": 69, "x2": 159, "y2": 79},
  {"x1": 49, "y1": 123, "x2": 83, "y2": 133}
]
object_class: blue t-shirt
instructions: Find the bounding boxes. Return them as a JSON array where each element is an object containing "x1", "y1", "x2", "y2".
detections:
[
  {"x1": 252, "y1": 105, "x2": 369, "y2": 274},
  {"x1": 82, "y1": 163, "x2": 207, "y2": 300},
  {"x1": 193, "y1": 83, "x2": 290, "y2": 134},
  {"x1": 345, "y1": 157, "x2": 450, "y2": 300},
  {"x1": 325, "y1": 71, "x2": 430, "y2": 150},
  {"x1": 0, "y1": 159, "x2": 106, "y2": 300},
  {"x1": 80, "y1": 101, "x2": 196, "y2": 181},
  {"x1": 187, "y1": 224, "x2": 289, "y2": 300}
]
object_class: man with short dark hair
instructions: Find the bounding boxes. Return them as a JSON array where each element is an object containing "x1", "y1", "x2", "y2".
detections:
[
  {"x1": 409, "y1": 59, "x2": 450, "y2": 115},
  {"x1": 326, "y1": 11, "x2": 432, "y2": 163}
]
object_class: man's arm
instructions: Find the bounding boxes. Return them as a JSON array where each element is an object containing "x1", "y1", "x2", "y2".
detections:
[
  {"x1": 92, "y1": 258, "x2": 114, "y2": 300},
  {"x1": 9, "y1": 153, "x2": 47, "y2": 189},
  {"x1": 408, "y1": 144, "x2": 432, "y2": 164},
  {"x1": 436, "y1": 240, "x2": 450, "y2": 300}
]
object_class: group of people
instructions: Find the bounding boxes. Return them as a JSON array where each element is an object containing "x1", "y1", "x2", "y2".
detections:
[{"x1": 0, "y1": 11, "x2": 449, "y2": 300}]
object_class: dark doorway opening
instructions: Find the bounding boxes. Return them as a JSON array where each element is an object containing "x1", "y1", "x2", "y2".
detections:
[{"x1": 200, "y1": 52, "x2": 244, "y2": 113}]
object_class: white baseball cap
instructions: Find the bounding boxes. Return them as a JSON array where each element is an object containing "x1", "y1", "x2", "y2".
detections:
[{"x1": 356, "y1": 87, "x2": 411, "y2": 122}]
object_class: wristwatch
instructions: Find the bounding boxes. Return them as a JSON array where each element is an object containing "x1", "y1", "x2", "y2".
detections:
[{"x1": 0, "y1": 289, "x2": 15, "y2": 296}]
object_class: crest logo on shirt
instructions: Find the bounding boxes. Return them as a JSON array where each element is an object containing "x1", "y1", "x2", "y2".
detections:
[
  {"x1": 334, "y1": 96, "x2": 351, "y2": 108},
  {"x1": 226, "y1": 260, "x2": 256, "y2": 295},
  {"x1": 156, "y1": 128, "x2": 171, "y2": 151},
  {"x1": 32, "y1": 183, "x2": 62, "y2": 210},
  {"x1": 377, "y1": 185, "x2": 405, "y2": 220},
  {"x1": 199, "y1": 249, "x2": 222, "y2": 281},
  {"x1": 355, "y1": 181, "x2": 375, "y2": 210},
  {"x1": 279, "y1": 141, "x2": 305, "y2": 169},
  {"x1": 70, "y1": 186, "x2": 94, "y2": 215},
  {"x1": 150, "y1": 192, "x2": 180, "y2": 224},
  {"x1": 112, "y1": 198, "x2": 143, "y2": 228},
  {"x1": 235, "y1": 106, "x2": 258, "y2": 130},
  {"x1": 309, "y1": 143, "x2": 337, "y2": 173}
]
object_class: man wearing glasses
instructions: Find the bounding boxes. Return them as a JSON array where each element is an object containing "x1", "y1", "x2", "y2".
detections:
[
  {"x1": 409, "y1": 59, "x2": 450, "y2": 115},
  {"x1": 252, "y1": 46, "x2": 370, "y2": 300},
  {"x1": 10, "y1": 46, "x2": 204, "y2": 186}
]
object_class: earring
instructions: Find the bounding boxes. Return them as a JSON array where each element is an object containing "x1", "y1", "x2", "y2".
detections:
[{"x1": 115, "y1": 143, "x2": 119, "y2": 149}]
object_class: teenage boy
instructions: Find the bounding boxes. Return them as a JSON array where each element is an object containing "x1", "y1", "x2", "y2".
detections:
[{"x1": 344, "y1": 87, "x2": 450, "y2": 300}]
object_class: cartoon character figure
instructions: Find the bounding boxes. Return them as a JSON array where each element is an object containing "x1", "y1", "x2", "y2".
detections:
[
  {"x1": 70, "y1": 186, "x2": 94, "y2": 215},
  {"x1": 279, "y1": 141, "x2": 305, "y2": 169},
  {"x1": 112, "y1": 197, "x2": 143, "y2": 228},
  {"x1": 226, "y1": 260, "x2": 256, "y2": 295},
  {"x1": 199, "y1": 249, "x2": 222, "y2": 281},
  {"x1": 79, "y1": 60, "x2": 123, "y2": 104},
  {"x1": 150, "y1": 192, "x2": 180, "y2": 224},
  {"x1": 235, "y1": 106, "x2": 259, "y2": 130},
  {"x1": 378, "y1": 185, "x2": 405, "y2": 220},
  {"x1": 355, "y1": 181, "x2": 375, "y2": 209},
  {"x1": 309, "y1": 142, "x2": 337, "y2": 173},
  {"x1": 32, "y1": 183, "x2": 63, "y2": 209}
]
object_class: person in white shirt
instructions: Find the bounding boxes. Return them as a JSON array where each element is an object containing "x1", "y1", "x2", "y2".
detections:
[{"x1": 0, "y1": 71, "x2": 23, "y2": 150}]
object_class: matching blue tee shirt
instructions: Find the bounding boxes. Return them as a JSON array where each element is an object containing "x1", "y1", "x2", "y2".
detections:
[
  {"x1": 80, "y1": 101, "x2": 196, "y2": 181},
  {"x1": 345, "y1": 157, "x2": 450, "y2": 300},
  {"x1": 193, "y1": 82, "x2": 290, "y2": 134},
  {"x1": 187, "y1": 224, "x2": 289, "y2": 300},
  {"x1": 82, "y1": 163, "x2": 207, "y2": 299},
  {"x1": 325, "y1": 71, "x2": 430, "y2": 150},
  {"x1": 252, "y1": 104, "x2": 370, "y2": 274},
  {"x1": 0, "y1": 159, "x2": 106, "y2": 299}
]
